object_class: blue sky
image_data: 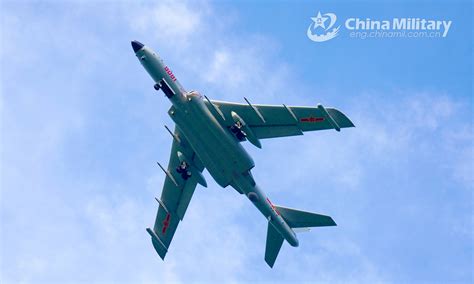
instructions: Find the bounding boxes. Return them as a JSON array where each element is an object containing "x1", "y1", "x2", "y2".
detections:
[{"x1": 1, "y1": 0, "x2": 472, "y2": 283}]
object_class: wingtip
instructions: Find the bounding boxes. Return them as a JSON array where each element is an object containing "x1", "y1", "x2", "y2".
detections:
[
  {"x1": 265, "y1": 258, "x2": 275, "y2": 268},
  {"x1": 347, "y1": 119, "x2": 356, "y2": 128},
  {"x1": 330, "y1": 217, "x2": 338, "y2": 226},
  {"x1": 327, "y1": 108, "x2": 355, "y2": 129}
]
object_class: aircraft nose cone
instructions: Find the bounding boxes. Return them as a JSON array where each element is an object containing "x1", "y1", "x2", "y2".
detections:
[{"x1": 131, "y1": 40, "x2": 144, "y2": 52}]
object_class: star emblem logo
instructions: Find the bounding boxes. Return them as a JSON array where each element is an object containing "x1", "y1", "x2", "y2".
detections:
[
  {"x1": 311, "y1": 11, "x2": 328, "y2": 29},
  {"x1": 307, "y1": 11, "x2": 341, "y2": 42}
]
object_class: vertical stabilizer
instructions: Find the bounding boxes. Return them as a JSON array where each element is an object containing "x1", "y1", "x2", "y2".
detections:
[{"x1": 265, "y1": 222, "x2": 284, "y2": 268}]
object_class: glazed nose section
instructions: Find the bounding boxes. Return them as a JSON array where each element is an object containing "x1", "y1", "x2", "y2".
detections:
[{"x1": 131, "y1": 40, "x2": 144, "y2": 53}]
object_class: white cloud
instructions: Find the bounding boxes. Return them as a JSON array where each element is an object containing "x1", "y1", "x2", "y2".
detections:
[
  {"x1": 130, "y1": 1, "x2": 206, "y2": 46},
  {"x1": 435, "y1": 122, "x2": 473, "y2": 189},
  {"x1": 206, "y1": 50, "x2": 234, "y2": 84},
  {"x1": 125, "y1": 0, "x2": 291, "y2": 103}
]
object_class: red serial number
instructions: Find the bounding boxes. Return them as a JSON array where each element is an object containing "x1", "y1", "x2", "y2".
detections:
[{"x1": 164, "y1": 66, "x2": 177, "y2": 82}]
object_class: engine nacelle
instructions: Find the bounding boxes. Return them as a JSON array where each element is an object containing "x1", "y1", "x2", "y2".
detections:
[
  {"x1": 231, "y1": 111, "x2": 262, "y2": 149},
  {"x1": 176, "y1": 151, "x2": 207, "y2": 187}
]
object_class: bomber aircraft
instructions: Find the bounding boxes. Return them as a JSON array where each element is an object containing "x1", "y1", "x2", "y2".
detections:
[{"x1": 131, "y1": 40, "x2": 354, "y2": 267}]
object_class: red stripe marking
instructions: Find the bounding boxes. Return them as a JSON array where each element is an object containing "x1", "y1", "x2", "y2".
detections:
[
  {"x1": 162, "y1": 213, "x2": 171, "y2": 234},
  {"x1": 300, "y1": 117, "x2": 324, "y2": 122},
  {"x1": 266, "y1": 198, "x2": 280, "y2": 216}
]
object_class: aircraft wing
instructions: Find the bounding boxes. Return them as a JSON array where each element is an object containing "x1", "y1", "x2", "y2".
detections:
[
  {"x1": 209, "y1": 100, "x2": 355, "y2": 139},
  {"x1": 146, "y1": 126, "x2": 204, "y2": 260}
]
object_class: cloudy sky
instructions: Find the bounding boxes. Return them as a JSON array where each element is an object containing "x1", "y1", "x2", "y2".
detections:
[{"x1": 1, "y1": 0, "x2": 472, "y2": 283}]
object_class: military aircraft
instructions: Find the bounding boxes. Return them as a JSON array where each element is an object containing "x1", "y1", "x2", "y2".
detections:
[{"x1": 131, "y1": 40, "x2": 354, "y2": 268}]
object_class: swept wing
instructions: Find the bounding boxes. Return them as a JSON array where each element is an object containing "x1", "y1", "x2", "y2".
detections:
[
  {"x1": 147, "y1": 126, "x2": 204, "y2": 259},
  {"x1": 208, "y1": 100, "x2": 354, "y2": 139}
]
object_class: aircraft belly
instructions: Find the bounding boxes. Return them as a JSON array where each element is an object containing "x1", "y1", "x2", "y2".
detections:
[{"x1": 169, "y1": 99, "x2": 254, "y2": 187}]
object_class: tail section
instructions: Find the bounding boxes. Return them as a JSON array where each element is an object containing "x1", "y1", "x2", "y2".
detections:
[
  {"x1": 275, "y1": 205, "x2": 337, "y2": 228},
  {"x1": 265, "y1": 222, "x2": 284, "y2": 268},
  {"x1": 264, "y1": 205, "x2": 336, "y2": 268}
]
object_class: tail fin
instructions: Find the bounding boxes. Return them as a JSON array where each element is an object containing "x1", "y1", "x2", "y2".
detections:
[
  {"x1": 265, "y1": 222, "x2": 284, "y2": 268},
  {"x1": 264, "y1": 206, "x2": 336, "y2": 268},
  {"x1": 274, "y1": 205, "x2": 337, "y2": 228}
]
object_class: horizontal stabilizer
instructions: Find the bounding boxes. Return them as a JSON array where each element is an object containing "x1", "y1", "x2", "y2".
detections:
[
  {"x1": 265, "y1": 222, "x2": 284, "y2": 268},
  {"x1": 274, "y1": 206, "x2": 336, "y2": 228}
]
